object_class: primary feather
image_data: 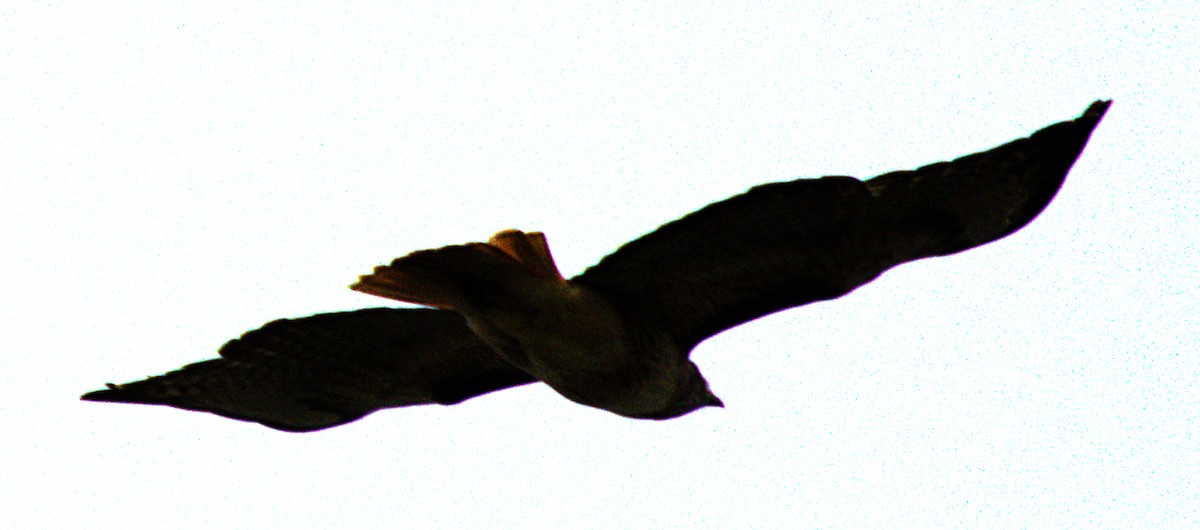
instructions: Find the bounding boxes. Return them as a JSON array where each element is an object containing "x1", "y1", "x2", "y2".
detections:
[
  {"x1": 576, "y1": 100, "x2": 1111, "y2": 352},
  {"x1": 82, "y1": 309, "x2": 534, "y2": 431}
]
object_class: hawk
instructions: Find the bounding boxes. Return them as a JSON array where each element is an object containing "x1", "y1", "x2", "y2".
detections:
[{"x1": 83, "y1": 101, "x2": 1110, "y2": 431}]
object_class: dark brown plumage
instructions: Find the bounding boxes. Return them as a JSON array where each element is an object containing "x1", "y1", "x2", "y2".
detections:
[
  {"x1": 83, "y1": 101, "x2": 1110, "y2": 431},
  {"x1": 83, "y1": 309, "x2": 535, "y2": 432}
]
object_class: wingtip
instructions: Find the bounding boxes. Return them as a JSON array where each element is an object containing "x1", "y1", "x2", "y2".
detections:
[
  {"x1": 80, "y1": 384, "x2": 125, "y2": 403},
  {"x1": 1084, "y1": 99, "x2": 1112, "y2": 121},
  {"x1": 81, "y1": 382, "x2": 177, "y2": 406}
]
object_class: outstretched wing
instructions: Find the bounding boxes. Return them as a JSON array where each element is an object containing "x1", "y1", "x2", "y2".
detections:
[
  {"x1": 574, "y1": 101, "x2": 1110, "y2": 353},
  {"x1": 81, "y1": 308, "x2": 536, "y2": 432}
]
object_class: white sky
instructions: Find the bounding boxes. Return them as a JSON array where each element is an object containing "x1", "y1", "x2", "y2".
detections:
[{"x1": 3, "y1": 2, "x2": 1197, "y2": 528}]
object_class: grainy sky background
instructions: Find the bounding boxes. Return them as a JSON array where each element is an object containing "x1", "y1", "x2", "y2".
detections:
[{"x1": 3, "y1": 2, "x2": 1196, "y2": 528}]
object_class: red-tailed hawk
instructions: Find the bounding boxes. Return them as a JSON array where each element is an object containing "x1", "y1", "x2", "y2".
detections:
[{"x1": 83, "y1": 101, "x2": 1110, "y2": 431}]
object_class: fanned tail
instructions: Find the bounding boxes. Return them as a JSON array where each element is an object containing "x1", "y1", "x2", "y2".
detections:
[
  {"x1": 488, "y1": 230, "x2": 565, "y2": 281},
  {"x1": 350, "y1": 229, "x2": 564, "y2": 310}
]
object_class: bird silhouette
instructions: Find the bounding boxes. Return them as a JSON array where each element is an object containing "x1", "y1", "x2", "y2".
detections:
[{"x1": 83, "y1": 100, "x2": 1110, "y2": 431}]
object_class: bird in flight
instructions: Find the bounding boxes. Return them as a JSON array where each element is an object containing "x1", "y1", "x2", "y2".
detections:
[{"x1": 83, "y1": 101, "x2": 1110, "y2": 432}]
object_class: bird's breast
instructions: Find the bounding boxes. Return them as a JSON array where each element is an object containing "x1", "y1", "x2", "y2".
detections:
[{"x1": 466, "y1": 280, "x2": 685, "y2": 415}]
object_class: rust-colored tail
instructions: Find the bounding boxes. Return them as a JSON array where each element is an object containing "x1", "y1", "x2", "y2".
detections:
[
  {"x1": 350, "y1": 230, "x2": 564, "y2": 310},
  {"x1": 487, "y1": 229, "x2": 565, "y2": 281}
]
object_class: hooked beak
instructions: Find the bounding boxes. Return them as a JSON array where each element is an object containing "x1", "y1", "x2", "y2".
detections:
[{"x1": 705, "y1": 391, "x2": 724, "y2": 409}]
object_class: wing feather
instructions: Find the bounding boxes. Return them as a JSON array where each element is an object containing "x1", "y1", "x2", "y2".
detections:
[
  {"x1": 573, "y1": 101, "x2": 1110, "y2": 352},
  {"x1": 81, "y1": 308, "x2": 536, "y2": 432}
]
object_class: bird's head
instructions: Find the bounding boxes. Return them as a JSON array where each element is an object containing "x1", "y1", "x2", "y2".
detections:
[{"x1": 627, "y1": 361, "x2": 723, "y2": 420}]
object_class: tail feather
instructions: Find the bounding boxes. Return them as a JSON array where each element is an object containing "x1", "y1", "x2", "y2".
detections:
[
  {"x1": 351, "y1": 230, "x2": 564, "y2": 310},
  {"x1": 351, "y1": 262, "x2": 468, "y2": 309},
  {"x1": 488, "y1": 230, "x2": 565, "y2": 280}
]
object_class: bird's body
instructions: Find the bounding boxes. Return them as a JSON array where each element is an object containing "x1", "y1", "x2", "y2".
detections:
[
  {"x1": 351, "y1": 229, "x2": 717, "y2": 418},
  {"x1": 83, "y1": 101, "x2": 1111, "y2": 431}
]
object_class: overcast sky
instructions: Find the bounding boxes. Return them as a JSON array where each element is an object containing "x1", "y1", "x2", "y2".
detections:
[{"x1": 3, "y1": 2, "x2": 1196, "y2": 528}]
